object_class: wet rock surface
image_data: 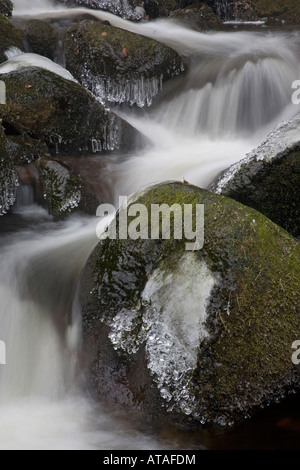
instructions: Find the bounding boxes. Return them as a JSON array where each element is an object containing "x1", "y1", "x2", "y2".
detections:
[{"x1": 64, "y1": 19, "x2": 184, "y2": 107}]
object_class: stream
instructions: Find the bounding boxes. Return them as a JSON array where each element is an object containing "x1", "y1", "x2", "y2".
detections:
[{"x1": 0, "y1": 0, "x2": 299, "y2": 450}]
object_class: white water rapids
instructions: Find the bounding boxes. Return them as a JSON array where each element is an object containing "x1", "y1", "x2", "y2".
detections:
[{"x1": 0, "y1": 0, "x2": 299, "y2": 450}]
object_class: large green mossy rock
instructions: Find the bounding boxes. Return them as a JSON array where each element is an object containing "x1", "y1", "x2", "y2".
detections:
[
  {"x1": 80, "y1": 181, "x2": 300, "y2": 431},
  {"x1": 0, "y1": 14, "x2": 23, "y2": 64},
  {"x1": 0, "y1": 67, "x2": 137, "y2": 154},
  {"x1": 64, "y1": 20, "x2": 184, "y2": 107}
]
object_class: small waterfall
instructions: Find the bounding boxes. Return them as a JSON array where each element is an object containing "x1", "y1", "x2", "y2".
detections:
[
  {"x1": 14, "y1": 184, "x2": 35, "y2": 209},
  {"x1": 0, "y1": 217, "x2": 96, "y2": 401}
]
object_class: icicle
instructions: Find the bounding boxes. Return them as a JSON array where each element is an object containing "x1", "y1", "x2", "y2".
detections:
[{"x1": 81, "y1": 71, "x2": 165, "y2": 108}]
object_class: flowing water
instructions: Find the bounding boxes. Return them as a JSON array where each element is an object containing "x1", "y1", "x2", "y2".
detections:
[{"x1": 0, "y1": 0, "x2": 300, "y2": 450}]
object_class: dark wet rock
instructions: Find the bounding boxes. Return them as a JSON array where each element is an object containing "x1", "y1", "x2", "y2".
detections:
[
  {"x1": 0, "y1": 0, "x2": 13, "y2": 17},
  {"x1": 6, "y1": 134, "x2": 50, "y2": 166},
  {"x1": 211, "y1": 0, "x2": 258, "y2": 22},
  {"x1": 64, "y1": 20, "x2": 184, "y2": 107},
  {"x1": 0, "y1": 14, "x2": 23, "y2": 64},
  {"x1": 0, "y1": 66, "x2": 138, "y2": 155},
  {"x1": 0, "y1": 124, "x2": 18, "y2": 215},
  {"x1": 79, "y1": 181, "x2": 300, "y2": 431},
  {"x1": 35, "y1": 158, "x2": 83, "y2": 219},
  {"x1": 23, "y1": 20, "x2": 57, "y2": 61},
  {"x1": 143, "y1": 1, "x2": 199, "y2": 19},
  {"x1": 212, "y1": 116, "x2": 300, "y2": 239},
  {"x1": 170, "y1": 3, "x2": 224, "y2": 30}
]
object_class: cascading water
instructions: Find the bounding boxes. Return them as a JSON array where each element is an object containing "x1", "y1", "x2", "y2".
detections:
[
  {"x1": 0, "y1": 209, "x2": 167, "y2": 449},
  {"x1": 1, "y1": 0, "x2": 300, "y2": 449}
]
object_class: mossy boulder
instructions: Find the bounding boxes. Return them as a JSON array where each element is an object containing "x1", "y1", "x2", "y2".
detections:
[
  {"x1": 0, "y1": 124, "x2": 18, "y2": 215},
  {"x1": 0, "y1": 67, "x2": 138, "y2": 155},
  {"x1": 254, "y1": 0, "x2": 300, "y2": 25},
  {"x1": 0, "y1": 0, "x2": 13, "y2": 17},
  {"x1": 64, "y1": 20, "x2": 184, "y2": 107},
  {"x1": 23, "y1": 20, "x2": 57, "y2": 61},
  {"x1": 170, "y1": 3, "x2": 224, "y2": 30},
  {"x1": 0, "y1": 14, "x2": 23, "y2": 64},
  {"x1": 79, "y1": 181, "x2": 300, "y2": 431}
]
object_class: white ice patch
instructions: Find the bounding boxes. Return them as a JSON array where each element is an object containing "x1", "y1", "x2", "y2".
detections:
[
  {"x1": 108, "y1": 252, "x2": 216, "y2": 416},
  {"x1": 0, "y1": 52, "x2": 77, "y2": 83}
]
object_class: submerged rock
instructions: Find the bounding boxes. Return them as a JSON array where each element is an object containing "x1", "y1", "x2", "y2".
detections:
[
  {"x1": 213, "y1": 115, "x2": 300, "y2": 239},
  {"x1": 0, "y1": 14, "x2": 23, "y2": 64},
  {"x1": 0, "y1": 66, "x2": 138, "y2": 155},
  {"x1": 64, "y1": 20, "x2": 184, "y2": 107},
  {"x1": 80, "y1": 181, "x2": 300, "y2": 431}
]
